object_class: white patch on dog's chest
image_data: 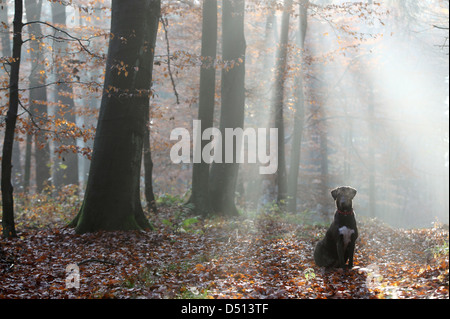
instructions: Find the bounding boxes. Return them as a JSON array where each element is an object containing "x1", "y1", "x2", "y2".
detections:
[{"x1": 339, "y1": 226, "x2": 355, "y2": 248}]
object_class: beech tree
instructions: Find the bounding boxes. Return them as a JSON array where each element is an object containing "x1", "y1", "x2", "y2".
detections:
[
  {"x1": 143, "y1": 120, "x2": 157, "y2": 213},
  {"x1": 209, "y1": 0, "x2": 246, "y2": 216},
  {"x1": 51, "y1": 0, "x2": 78, "y2": 188},
  {"x1": 25, "y1": 0, "x2": 51, "y2": 193},
  {"x1": 287, "y1": 0, "x2": 309, "y2": 212},
  {"x1": 70, "y1": 0, "x2": 161, "y2": 234},
  {"x1": 2, "y1": 2, "x2": 22, "y2": 191},
  {"x1": 1, "y1": 0, "x2": 23, "y2": 238},
  {"x1": 189, "y1": 0, "x2": 218, "y2": 216},
  {"x1": 272, "y1": 0, "x2": 293, "y2": 205}
]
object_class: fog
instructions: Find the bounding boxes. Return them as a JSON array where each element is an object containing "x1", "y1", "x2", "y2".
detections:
[
  {"x1": 1, "y1": 0, "x2": 447, "y2": 229},
  {"x1": 1, "y1": 0, "x2": 448, "y2": 301},
  {"x1": 240, "y1": 0, "x2": 449, "y2": 227}
]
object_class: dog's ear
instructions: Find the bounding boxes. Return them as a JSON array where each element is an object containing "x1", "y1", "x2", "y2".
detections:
[
  {"x1": 331, "y1": 188, "x2": 339, "y2": 200},
  {"x1": 348, "y1": 187, "x2": 357, "y2": 199}
]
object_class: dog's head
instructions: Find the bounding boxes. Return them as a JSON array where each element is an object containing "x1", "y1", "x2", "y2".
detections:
[{"x1": 331, "y1": 186, "x2": 357, "y2": 213}]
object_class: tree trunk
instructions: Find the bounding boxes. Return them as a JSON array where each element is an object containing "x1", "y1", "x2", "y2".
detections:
[
  {"x1": 319, "y1": 111, "x2": 329, "y2": 214},
  {"x1": 70, "y1": 0, "x2": 161, "y2": 234},
  {"x1": 144, "y1": 118, "x2": 157, "y2": 213},
  {"x1": 189, "y1": 0, "x2": 217, "y2": 216},
  {"x1": 51, "y1": 1, "x2": 79, "y2": 188},
  {"x1": 1, "y1": 2, "x2": 23, "y2": 191},
  {"x1": 1, "y1": 0, "x2": 23, "y2": 238},
  {"x1": 273, "y1": 0, "x2": 293, "y2": 206},
  {"x1": 368, "y1": 0, "x2": 376, "y2": 218},
  {"x1": 25, "y1": 0, "x2": 51, "y2": 193},
  {"x1": 209, "y1": 0, "x2": 246, "y2": 216},
  {"x1": 368, "y1": 86, "x2": 376, "y2": 218},
  {"x1": 287, "y1": 0, "x2": 309, "y2": 212},
  {"x1": 309, "y1": 0, "x2": 330, "y2": 218},
  {"x1": 23, "y1": 132, "x2": 32, "y2": 191},
  {"x1": 0, "y1": 3, "x2": 12, "y2": 59}
]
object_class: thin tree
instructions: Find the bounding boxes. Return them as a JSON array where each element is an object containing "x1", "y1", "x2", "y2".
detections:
[
  {"x1": 287, "y1": 0, "x2": 309, "y2": 212},
  {"x1": 188, "y1": 0, "x2": 218, "y2": 216},
  {"x1": 273, "y1": 0, "x2": 293, "y2": 206},
  {"x1": 70, "y1": 0, "x2": 161, "y2": 234},
  {"x1": 209, "y1": 0, "x2": 246, "y2": 216},
  {"x1": 0, "y1": 3, "x2": 11, "y2": 58},
  {"x1": 25, "y1": 0, "x2": 51, "y2": 193},
  {"x1": 144, "y1": 111, "x2": 157, "y2": 214},
  {"x1": 1, "y1": 2, "x2": 22, "y2": 190},
  {"x1": 367, "y1": 0, "x2": 376, "y2": 218},
  {"x1": 51, "y1": 0, "x2": 79, "y2": 188},
  {"x1": 304, "y1": 0, "x2": 331, "y2": 218},
  {"x1": 1, "y1": 0, "x2": 24, "y2": 238},
  {"x1": 368, "y1": 77, "x2": 376, "y2": 218}
]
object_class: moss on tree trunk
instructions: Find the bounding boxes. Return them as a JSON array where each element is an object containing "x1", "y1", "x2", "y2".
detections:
[{"x1": 70, "y1": 0, "x2": 160, "y2": 234}]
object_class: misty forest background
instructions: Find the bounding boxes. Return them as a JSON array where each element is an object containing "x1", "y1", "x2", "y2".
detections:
[
  {"x1": 1, "y1": 0, "x2": 448, "y2": 230},
  {"x1": 0, "y1": 0, "x2": 448, "y2": 300}
]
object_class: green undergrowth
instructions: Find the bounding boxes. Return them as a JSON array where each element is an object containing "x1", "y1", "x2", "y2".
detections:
[{"x1": 4, "y1": 189, "x2": 328, "y2": 234}]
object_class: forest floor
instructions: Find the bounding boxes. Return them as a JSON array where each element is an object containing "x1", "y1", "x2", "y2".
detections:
[{"x1": 0, "y1": 197, "x2": 448, "y2": 299}]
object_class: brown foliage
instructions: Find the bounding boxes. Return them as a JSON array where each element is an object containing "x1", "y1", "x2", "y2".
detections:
[{"x1": 0, "y1": 205, "x2": 448, "y2": 299}]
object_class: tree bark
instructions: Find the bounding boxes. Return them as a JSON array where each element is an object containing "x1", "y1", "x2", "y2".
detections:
[
  {"x1": 70, "y1": 0, "x2": 160, "y2": 234},
  {"x1": 209, "y1": 0, "x2": 246, "y2": 216},
  {"x1": 1, "y1": 2, "x2": 23, "y2": 191},
  {"x1": 287, "y1": 0, "x2": 309, "y2": 212},
  {"x1": 144, "y1": 118, "x2": 157, "y2": 214},
  {"x1": 368, "y1": 84, "x2": 376, "y2": 218},
  {"x1": 23, "y1": 132, "x2": 32, "y2": 191},
  {"x1": 0, "y1": 3, "x2": 12, "y2": 58},
  {"x1": 189, "y1": 0, "x2": 217, "y2": 216},
  {"x1": 1, "y1": 0, "x2": 23, "y2": 238},
  {"x1": 273, "y1": 0, "x2": 293, "y2": 206},
  {"x1": 25, "y1": 0, "x2": 51, "y2": 193},
  {"x1": 368, "y1": 0, "x2": 376, "y2": 218},
  {"x1": 51, "y1": 1, "x2": 79, "y2": 188}
]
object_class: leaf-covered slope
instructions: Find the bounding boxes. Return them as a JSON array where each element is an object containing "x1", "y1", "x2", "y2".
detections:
[{"x1": 0, "y1": 208, "x2": 448, "y2": 299}]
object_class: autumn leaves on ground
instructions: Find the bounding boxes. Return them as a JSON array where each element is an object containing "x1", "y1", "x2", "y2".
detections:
[{"x1": 0, "y1": 192, "x2": 448, "y2": 299}]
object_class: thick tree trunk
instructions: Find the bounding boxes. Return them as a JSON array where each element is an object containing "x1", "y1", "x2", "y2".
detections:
[
  {"x1": 189, "y1": 0, "x2": 217, "y2": 216},
  {"x1": 287, "y1": 0, "x2": 309, "y2": 212},
  {"x1": 1, "y1": 0, "x2": 23, "y2": 238},
  {"x1": 209, "y1": 0, "x2": 246, "y2": 216},
  {"x1": 70, "y1": 0, "x2": 160, "y2": 234}
]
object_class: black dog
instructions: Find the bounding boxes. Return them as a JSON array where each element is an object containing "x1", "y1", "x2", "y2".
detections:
[{"x1": 314, "y1": 186, "x2": 358, "y2": 269}]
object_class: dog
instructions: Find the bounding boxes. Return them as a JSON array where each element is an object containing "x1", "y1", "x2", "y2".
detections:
[{"x1": 314, "y1": 186, "x2": 358, "y2": 269}]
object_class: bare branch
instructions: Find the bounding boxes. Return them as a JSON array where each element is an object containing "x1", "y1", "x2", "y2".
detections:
[
  {"x1": 0, "y1": 80, "x2": 102, "y2": 91},
  {"x1": 160, "y1": 17, "x2": 180, "y2": 105},
  {"x1": 23, "y1": 20, "x2": 102, "y2": 59},
  {"x1": 433, "y1": 24, "x2": 449, "y2": 30}
]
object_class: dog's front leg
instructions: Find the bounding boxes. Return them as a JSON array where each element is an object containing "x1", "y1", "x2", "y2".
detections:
[
  {"x1": 336, "y1": 239, "x2": 345, "y2": 269},
  {"x1": 347, "y1": 241, "x2": 355, "y2": 269}
]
